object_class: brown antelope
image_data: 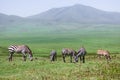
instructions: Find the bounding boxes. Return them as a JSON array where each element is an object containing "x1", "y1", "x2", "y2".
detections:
[
  {"x1": 97, "y1": 49, "x2": 111, "y2": 60},
  {"x1": 8, "y1": 45, "x2": 33, "y2": 61}
]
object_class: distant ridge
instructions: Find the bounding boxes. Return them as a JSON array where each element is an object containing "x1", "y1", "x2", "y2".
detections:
[
  {"x1": 28, "y1": 4, "x2": 120, "y2": 24},
  {"x1": 0, "y1": 4, "x2": 120, "y2": 24},
  {"x1": 0, "y1": 13, "x2": 22, "y2": 25}
]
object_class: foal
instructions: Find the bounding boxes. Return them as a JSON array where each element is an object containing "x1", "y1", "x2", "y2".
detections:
[{"x1": 50, "y1": 50, "x2": 57, "y2": 61}]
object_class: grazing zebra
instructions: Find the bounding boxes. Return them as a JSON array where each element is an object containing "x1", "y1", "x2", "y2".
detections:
[
  {"x1": 62, "y1": 48, "x2": 77, "y2": 63},
  {"x1": 75, "y1": 47, "x2": 87, "y2": 63},
  {"x1": 8, "y1": 45, "x2": 33, "y2": 61},
  {"x1": 50, "y1": 50, "x2": 57, "y2": 61},
  {"x1": 97, "y1": 49, "x2": 111, "y2": 60}
]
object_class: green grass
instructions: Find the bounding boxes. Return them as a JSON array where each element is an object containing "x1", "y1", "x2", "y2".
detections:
[
  {"x1": 0, "y1": 54, "x2": 120, "y2": 80},
  {"x1": 1, "y1": 24, "x2": 120, "y2": 55},
  {"x1": 0, "y1": 24, "x2": 120, "y2": 79}
]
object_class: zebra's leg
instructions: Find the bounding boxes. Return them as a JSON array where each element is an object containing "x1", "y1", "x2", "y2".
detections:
[
  {"x1": 9, "y1": 52, "x2": 14, "y2": 61},
  {"x1": 53, "y1": 55, "x2": 55, "y2": 61},
  {"x1": 55, "y1": 54, "x2": 57, "y2": 61},
  {"x1": 70, "y1": 55, "x2": 72, "y2": 63},
  {"x1": 83, "y1": 56, "x2": 85, "y2": 63},
  {"x1": 80, "y1": 56, "x2": 82, "y2": 62},
  {"x1": 22, "y1": 52, "x2": 27, "y2": 61},
  {"x1": 50, "y1": 55, "x2": 53, "y2": 61},
  {"x1": 63, "y1": 55, "x2": 66, "y2": 62}
]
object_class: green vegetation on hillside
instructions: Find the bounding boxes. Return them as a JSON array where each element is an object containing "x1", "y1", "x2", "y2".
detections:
[{"x1": 0, "y1": 24, "x2": 120, "y2": 56}]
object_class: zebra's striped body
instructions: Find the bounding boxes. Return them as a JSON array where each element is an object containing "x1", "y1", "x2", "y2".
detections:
[
  {"x1": 75, "y1": 47, "x2": 87, "y2": 63},
  {"x1": 62, "y1": 48, "x2": 77, "y2": 63},
  {"x1": 8, "y1": 45, "x2": 33, "y2": 61}
]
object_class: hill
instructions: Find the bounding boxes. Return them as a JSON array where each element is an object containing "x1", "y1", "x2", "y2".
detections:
[
  {"x1": 28, "y1": 4, "x2": 120, "y2": 24},
  {"x1": 0, "y1": 13, "x2": 23, "y2": 25},
  {"x1": 0, "y1": 4, "x2": 120, "y2": 24}
]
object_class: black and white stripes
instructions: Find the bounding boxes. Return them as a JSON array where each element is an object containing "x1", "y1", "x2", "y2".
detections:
[
  {"x1": 8, "y1": 45, "x2": 33, "y2": 61},
  {"x1": 8, "y1": 45, "x2": 17, "y2": 53}
]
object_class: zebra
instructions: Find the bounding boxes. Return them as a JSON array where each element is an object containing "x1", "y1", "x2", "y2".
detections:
[
  {"x1": 62, "y1": 48, "x2": 77, "y2": 63},
  {"x1": 75, "y1": 47, "x2": 87, "y2": 63},
  {"x1": 8, "y1": 45, "x2": 33, "y2": 61},
  {"x1": 50, "y1": 50, "x2": 57, "y2": 62}
]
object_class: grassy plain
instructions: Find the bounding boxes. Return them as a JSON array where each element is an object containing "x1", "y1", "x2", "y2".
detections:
[
  {"x1": 0, "y1": 24, "x2": 120, "y2": 80},
  {"x1": 0, "y1": 55, "x2": 120, "y2": 80},
  {"x1": 0, "y1": 24, "x2": 120, "y2": 55}
]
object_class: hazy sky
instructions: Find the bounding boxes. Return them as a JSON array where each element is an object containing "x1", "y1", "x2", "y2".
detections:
[{"x1": 0, "y1": 0, "x2": 120, "y2": 17}]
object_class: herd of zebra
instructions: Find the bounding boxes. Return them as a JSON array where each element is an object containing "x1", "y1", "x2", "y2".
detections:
[{"x1": 8, "y1": 45, "x2": 111, "y2": 63}]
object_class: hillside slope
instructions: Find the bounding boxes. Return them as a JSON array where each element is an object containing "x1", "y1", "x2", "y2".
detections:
[{"x1": 28, "y1": 4, "x2": 120, "y2": 24}]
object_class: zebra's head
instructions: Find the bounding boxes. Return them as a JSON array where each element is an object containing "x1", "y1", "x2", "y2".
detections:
[
  {"x1": 29, "y1": 53, "x2": 33, "y2": 61},
  {"x1": 74, "y1": 56, "x2": 78, "y2": 62},
  {"x1": 30, "y1": 58, "x2": 33, "y2": 61}
]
